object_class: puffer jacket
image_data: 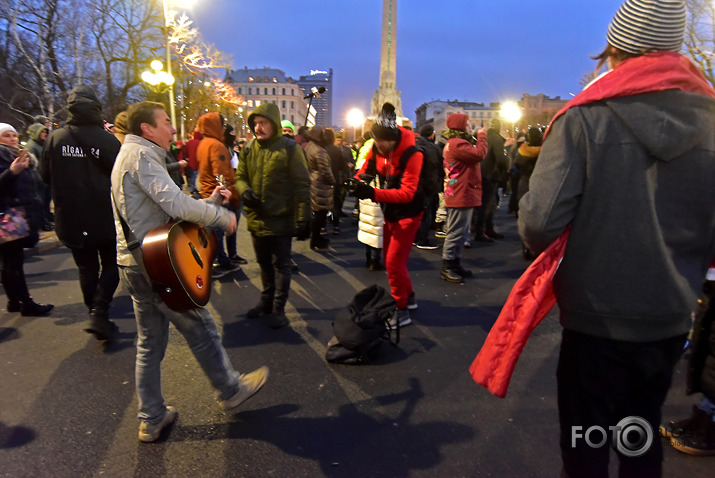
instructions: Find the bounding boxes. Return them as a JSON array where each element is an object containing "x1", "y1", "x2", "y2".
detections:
[
  {"x1": 40, "y1": 85, "x2": 121, "y2": 248},
  {"x1": 0, "y1": 144, "x2": 42, "y2": 230},
  {"x1": 235, "y1": 102, "x2": 311, "y2": 237},
  {"x1": 442, "y1": 114, "x2": 488, "y2": 209},
  {"x1": 519, "y1": 51, "x2": 715, "y2": 343},
  {"x1": 357, "y1": 177, "x2": 384, "y2": 249},
  {"x1": 196, "y1": 112, "x2": 239, "y2": 208},
  {"x1": 304, "y1": 128, "x2": 335, "y2": 211}
]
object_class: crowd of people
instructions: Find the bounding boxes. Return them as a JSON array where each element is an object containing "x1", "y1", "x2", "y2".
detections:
[{"x1": 1, "y1": 0, "x2": 714, "y2": 473}]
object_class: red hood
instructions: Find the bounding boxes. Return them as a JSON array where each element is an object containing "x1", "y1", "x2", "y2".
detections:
[{"x1": 446, "y1": 113, "x2": 469, "y2": 131}]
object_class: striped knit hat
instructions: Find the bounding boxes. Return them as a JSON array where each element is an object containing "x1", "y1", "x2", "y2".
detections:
[{"x1": 606, "y1": 0, "x2": 686, "y2": 55}]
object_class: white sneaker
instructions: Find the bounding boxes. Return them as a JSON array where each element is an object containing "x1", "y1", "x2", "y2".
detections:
[
  {"x1": 388, "y1": 309, "x2": 412, "y2": 329},
  {"x1": 407, "y1": 294, "x2": 418, "y2": 310},
  {"x1": 220, "y1": 366, "x2": 269, "y2": 412},
  {"x1": 138, "y1": 406, "x2": 177, "y2": 443}
]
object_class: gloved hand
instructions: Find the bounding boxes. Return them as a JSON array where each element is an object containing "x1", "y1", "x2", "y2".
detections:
[
  {"x1": 241, "y1": 190, "x2": 261, "y2": 209},
  {"x1": 295, "y1": 220, "x2": 311, "y2": 241},
  {"x1": 353, "y1": 181, "x2": 375, "y2": 201}
]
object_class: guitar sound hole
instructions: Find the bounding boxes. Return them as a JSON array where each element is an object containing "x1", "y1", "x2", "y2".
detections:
[{"x1": 198, "y1": 228, "x2": 209, "y2": 248}]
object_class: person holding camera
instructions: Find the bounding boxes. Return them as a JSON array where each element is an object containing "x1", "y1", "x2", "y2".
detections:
[
  {"x1": 235, "y1": 103, "x2": 311, "y2": 329},
  {"x1": 351, "y1": 103, "x2": 423, "y2": 329}
]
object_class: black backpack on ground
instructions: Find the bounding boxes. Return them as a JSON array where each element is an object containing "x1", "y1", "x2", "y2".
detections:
[{"x1": 325, "y1": 285, "x2": 398, "y2": 365}]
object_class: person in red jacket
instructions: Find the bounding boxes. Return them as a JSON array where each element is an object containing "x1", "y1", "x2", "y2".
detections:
[
  {"x1": 440, "y1": 113, "x2": 487, "y2": 283},
  {"x1": 353, "y1": 103, "x2": 423, "y2": 328},
  {"x1": 182, "y1": 129, "x2": 202, "y2": 194}
]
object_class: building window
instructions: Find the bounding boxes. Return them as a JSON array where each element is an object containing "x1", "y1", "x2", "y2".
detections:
[
  {"x1": 272, "y1": 88, "x2": 276, "y2": 95},
  {"x1": 248, "y1": 77, "x2": 254, "y2": 82},
  {"x1": 256, "y1": 76, "x2": 261, "y2": 82},
  {"x1": 264, "y1": 76, "x2": 269, "y2": 82},
  {"x1": 238, "y1": 87, "x2": 242, "y2": 94},
  {"x1": 248, "y1": 87, "x2": 252, "y2": 95},
  {"x1": 273, "y1": 77, "x2": 278, "y2": 83},
  {"x1": 291, "y1": 89, "x2": 294, "y2": 96},
  {"x1": 291, "y1": 101, "x2": 294, "y2": 108},
  {"x1": 256, "y1": 100, "x2": 261, "y2": 106},
  {"x1": 247, "y1": 100, "x2": 253, "y2": 107},
  {"x1": 264, "y1": 88, "x2": 268, "y2": 95},
  {"x1": 291, "y1": 114, "x2": 294, "y2": 123},
  {"x1": 282, "y1": 100, "x2": 286, "y2": 108},
  {"x1": 282, "y1": 114, "x2": 286, "y2": 120},
  {"x1": 282, "y1": 88, "x2": 286, "y2": 95}
]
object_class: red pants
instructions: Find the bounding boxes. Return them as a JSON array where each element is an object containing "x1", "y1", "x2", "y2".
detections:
[{"x1": 383, "y1": 213, "x2": 422, "y2": 309}]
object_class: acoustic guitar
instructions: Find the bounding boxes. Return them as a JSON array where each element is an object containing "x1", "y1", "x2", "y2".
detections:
[{"x1": 142, "y1": 175, "x2": 228, "y2": 311}]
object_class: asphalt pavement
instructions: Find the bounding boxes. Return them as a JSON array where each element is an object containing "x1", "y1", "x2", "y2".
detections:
[{"x1": 1, "y1": 197, "x2": 713, "y2": 477}]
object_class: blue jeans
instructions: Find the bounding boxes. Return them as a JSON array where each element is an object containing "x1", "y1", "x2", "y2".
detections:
[
  {"x1": 442, "y1": 207, "x2": 473, "y2": 260},
  {"x1": 119, "y1": 265, "x2": 240, "y2": 425}
]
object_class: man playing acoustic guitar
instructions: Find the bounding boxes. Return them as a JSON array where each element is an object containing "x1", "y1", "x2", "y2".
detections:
[{"x1": 111, "y1": 101, "x2": 268, "y2": 443}]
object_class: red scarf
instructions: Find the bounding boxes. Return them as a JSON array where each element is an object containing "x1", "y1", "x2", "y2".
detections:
[
  {"x1": 470, "y1": 52, "x2": 714, "y2": 399},
  {"x1": 545, "y1": 51, "x2": 715, "y2": 139}
]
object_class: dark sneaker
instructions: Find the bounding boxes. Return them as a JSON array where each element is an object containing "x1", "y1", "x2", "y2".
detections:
[
  {"x1": 84, "y1": 318, "x2": 118, "y2": 341},
  {"x1": 212, "y1": 263, "x2": 240, "y2": 279},
  {"x1": 20, "y1": 300, "x2": 54, "y2": 317},
  {"x1": 138, "y1": 406, "x2": 177, "y2": 443},
  {"x1": 220, "y1": 366, "x2": 269, "y2": 412},
  {"x1": 388, "y1": 308, "x2": 412, "y2": 329},
  {"x1": 663, "y1": 406, "x2": 715, "y2": 455},
  {"x1": 246, "y1": 303, "x2": 272, "y2": 319},
  {"x1": 434, "y1": 230, "x2": 447, "y2": 238},
  {"x1": 266, "y1": 312, "x2": 289, "y2": 329},
  {"x1": 486, "y1": 230, "x2": 504, "y2": 240},
  {"x1": 473, "y1": 233, "x2": 494, "y2": 243},
  {"x1": 415, "y1": 241, "x2": 438, "y2": 250},
  {"x1": 407, "y1": 294, "x2": 418, "y2": 310},
  {"x1": 230, "y1": 255, "x2": 248, "y2": 265}
]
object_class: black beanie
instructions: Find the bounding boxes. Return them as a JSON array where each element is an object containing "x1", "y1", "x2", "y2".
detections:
[{"x1": 371, "y1": 103, "x2": 400, "y2": 141}]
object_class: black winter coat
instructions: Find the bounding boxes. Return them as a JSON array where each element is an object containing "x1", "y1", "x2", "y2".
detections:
[
  {"x1": 415, "y1": 135, "x2": 444, "y2": 196},
  {"x1": 40, "y1": 86, "x2": 121, "y2": 248},
  {"x1": 0, "y1": 144, "x2": 43, "y2": 233}
]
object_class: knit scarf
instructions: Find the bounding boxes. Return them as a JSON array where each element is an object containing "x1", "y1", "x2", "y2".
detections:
[
  {"x1": 544, "y1": 51, "x2": 715, "y2": 140},
  {"x1": 440, "y1": 129, "x2": 476, "y2": 144}
]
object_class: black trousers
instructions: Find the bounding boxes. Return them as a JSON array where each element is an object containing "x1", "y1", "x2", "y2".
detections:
[
  {"x1": 251, "y1": 234, "x2": 292, "y2": 313},
  {"x1": 474, "y1": 178, "x2": 497, "y2": 235},
  {"x1": 0, "y1": 239, "x2": 30, "y2": 302},
  {"x1": 558, "y1": 329, "x2": 686, "y2": 478},
  {"x1": 414, "y1": 193, "x2": 438, "y2": 244},
  {"x1": 70, "y1": 239, "x2": 119, "y2": 314}
]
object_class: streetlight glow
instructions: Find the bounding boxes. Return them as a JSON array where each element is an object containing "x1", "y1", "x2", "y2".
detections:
[
  {"x1": 501, "y1": 101, "x2": 522, "y2": 124},
  {"x1": 151, "y1": 60, "x2": 164, "y2": 71},
  {"x1": 347, "y1": 108, "x2": 365, "y2": 128},
  {"x1": 347, "y1": 108, "x2": 365, "y2": 142}
]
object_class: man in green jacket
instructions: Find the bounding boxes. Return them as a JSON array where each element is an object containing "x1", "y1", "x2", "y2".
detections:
[{"x1": 235, "y1": 103, "x2": 311, "y2": 329}]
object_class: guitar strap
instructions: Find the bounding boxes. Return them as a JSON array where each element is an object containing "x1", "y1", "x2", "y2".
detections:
[{"x1": 111, "y1": 180, "x2": 151, "y2": 282}]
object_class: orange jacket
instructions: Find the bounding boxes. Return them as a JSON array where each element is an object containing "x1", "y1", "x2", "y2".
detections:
[{"x1": 196, "y1": 112, "x2": 239, "y2": 208}]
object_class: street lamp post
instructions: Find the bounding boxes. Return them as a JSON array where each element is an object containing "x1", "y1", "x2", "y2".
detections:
[{"x1": 161, "y1": 0, "x2": 177, "y2": 131}]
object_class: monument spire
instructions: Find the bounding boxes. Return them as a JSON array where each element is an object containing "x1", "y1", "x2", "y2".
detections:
[{"x1": 371, "y1": 0, "x2": 404, "y2": 118}]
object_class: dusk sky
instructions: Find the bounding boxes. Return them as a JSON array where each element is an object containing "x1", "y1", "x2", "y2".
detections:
[{"x1": 191, "y1": 0, "x2": 629, "y2": 125}]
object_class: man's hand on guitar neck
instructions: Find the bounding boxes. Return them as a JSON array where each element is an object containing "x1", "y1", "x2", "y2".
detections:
[{"x1": 210, "y1": 185, "x2": 231, "y2": 205}]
